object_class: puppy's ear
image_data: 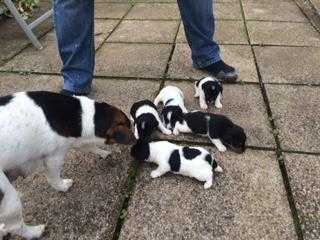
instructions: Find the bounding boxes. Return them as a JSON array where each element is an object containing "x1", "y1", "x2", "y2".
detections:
[{"x1": 130, "y1": 140, "x2": 150, "y2": 162}]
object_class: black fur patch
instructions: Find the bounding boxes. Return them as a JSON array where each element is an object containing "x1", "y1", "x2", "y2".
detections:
[
  {"x1": 183, "y1": 147, "x2": 201, "y2": 159},
  {"x1": 130, "y1": 140, "x2": 150, "y2": 162},
  {"x1": 130, "y1": 100, "x2": 157, "y2": 120},
  {"x1": 164, "y1": 98, "x2": 174, "y2": 106},
  {"x1": 208, "y1": 113, "x2": 234, "y2": 139},
  {"x1": 205, "y1": 154, "x2": 213, "y2": 165},
  {"x1": 161, "y1": 106, "x2": 183, "y2": 130},
  {"x1": 136, "y1": 113, "x2": 158, "y2": 140},
  {"x1": 0, "y1": 95, "x2": 13, "y2": 106},
  {"x1": 28, "y1": 91, "x2": 83, "y2": 137},
  {"x1": 183, "y1": 111, "x2": 208, "y2": 135},
  {"x1": 195, "y1": 80, "x2": 200, "y2": 87},
  {"x1": 94, "y1": 102, "x2": 114, "y2": 138},
  {"x1": 202, "y1": 81, "x2": 223, "y2": 104},
  {"x1": 169, "y1": 149, "x2": 180, "y2": 172}
]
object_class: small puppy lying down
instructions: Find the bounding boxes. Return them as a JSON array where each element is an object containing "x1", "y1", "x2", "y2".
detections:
[
  {"x1": 154, "y1": 86, "x2": 188, "y2": 131},
  {"x1": 130, "y1": 100, "x2": 171, "y2": 140},
  {"x1": 131, "y1": 140, "x2": 223, "y2": 189},
  {"x1": 173, "y1": 111, "x2": 246, "y2": 153},
  {"x1": 195, "y1": 76, "x2": 223, "y2": 110},
  {"x1": 0, "y1": 91, "x2": 135, "y2": 240}
]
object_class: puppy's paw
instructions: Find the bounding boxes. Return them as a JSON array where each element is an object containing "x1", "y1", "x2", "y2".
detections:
[
  {"x1": 200, "y1": 103, "x2": 208, "y2": 110},
  {"x1": 173, "y1": 128, "x2": 179, "y2": 136},
  {"x1": 163, "y1": 129, "x2": 172, "y2": 135},
  {"x1": 150, "y1": 170, "x2": 162, "y2": 178},
  {"x1": 204, "y1": 180, "x2": 212, "y2": 189},
  {"x1": 217, "y1": 145, "x2": 227, "y2": 152},
  {"x1": 215, "y1": 103, "x2": 222, "y2": 109},
  {"x1": 55, "y1": 179, "x2": 73, "y2": 192},
  {"x1": 22, "y1": 224, "x2": 46, "y2": 240}
]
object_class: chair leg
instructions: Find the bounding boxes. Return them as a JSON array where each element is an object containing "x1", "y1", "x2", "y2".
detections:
[{"x1": 4, "y1": 0, "x2": 43, "y2": 49}]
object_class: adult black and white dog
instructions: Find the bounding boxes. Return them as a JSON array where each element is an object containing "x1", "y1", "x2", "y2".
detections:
[
  {"x1": 0, "y1": 91, "x2": 135, "y2": 239},
  {"x1": 130, "y1": 100, "x2": 171, "y2": 140},
  {"x1": 173, "y1": 111, "x2": 246, "y2": 153},
  {"x1": 154, "y1": 86, "x2": 188, "y2": 131},
  {"x1": 131, "y1": 140, "x2": 223, "y2": 189},
  {"x1": 194, "y1": 76, "x2": 223, "y2": 110}
]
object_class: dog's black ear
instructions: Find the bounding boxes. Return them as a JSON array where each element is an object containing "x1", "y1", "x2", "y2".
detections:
[
  {"x1": 130, "y1": 140, "x2": 150, "y2": 162},
  {"x1": 222, "y1": 125, "x2": 247, "y2": 154}
]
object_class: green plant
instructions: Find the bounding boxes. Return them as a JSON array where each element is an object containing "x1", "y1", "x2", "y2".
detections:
[{"x1": 0, "y1": 0, "x2": 40, "y2": 19}]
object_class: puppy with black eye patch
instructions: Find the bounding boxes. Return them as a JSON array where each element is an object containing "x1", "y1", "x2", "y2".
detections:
[
  {"x1": 173, "y1": 111, "x2": 246, "y2": 153},
  {"x1": 195, "y1": 76, "x2": 223, "y2": 110},
  {"x1": 131, "y1": 140, "x2": 223, "y2": 189},
  {"x1": 0, "y1": 91, "x2": 135, "y2": 240},
  {"x1": 154, "y1": 86, "x2": 188, "y2": 131},
  {"x1": 130, "y1": 100, "x2": 172, "y2": 140}
]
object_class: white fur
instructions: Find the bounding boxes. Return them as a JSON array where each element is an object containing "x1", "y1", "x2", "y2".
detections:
[
  {"x1": 154, "y1": 86, "x2": 188, "y2": 113},
  {"x1": 194, "y1": 76, "x2": 222, "y2": 109},
  {"x1": 0, "y1": 92, "x2": 112, "y2": 239},
  {"x1": 131, "y1": 105, "x2": 171, "y2": 139},
  {"x1": 172, "y1": 112, "x2": 227, "y2": 152},
  {"x1": 146, "y1": 141, "x2": 222, "y2": 189}
]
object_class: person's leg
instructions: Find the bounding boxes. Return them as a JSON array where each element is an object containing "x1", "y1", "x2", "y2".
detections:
[
  {"x1": 53, "y1": 0, "x2": 94, "y2": 95},
  {"x1": 177, "y1": 0, "x2": 238, "y2": 82}
]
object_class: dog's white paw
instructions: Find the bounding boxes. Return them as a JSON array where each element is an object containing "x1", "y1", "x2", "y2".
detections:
[
  {"x1": 22, "y1": 224, "x2": 45, "y2": 240},
  {"x1": 204, "y1": 180, "x2": 212, "y2": 189},
  {"x1": 173, "y1": 128, "x2": 179, "y2": 136},
  {"x1": 54, "y1": 179, "x2": 73, "y2": 192},
  {"x1": 163, "y1": 129, "x2": 172, "y2": 135},
  {"x1": 217, "y1": 145, "x2": 227, "y2": 152},
  {"x1": 200, "y1": 103, "x2": 208, "y2": 110},
  {"x1": 150, "y1": 170, "x2": 161, "y2": 178},
  {"x1": 215, "y1": 103, "x2": 222, "y2": 109}
]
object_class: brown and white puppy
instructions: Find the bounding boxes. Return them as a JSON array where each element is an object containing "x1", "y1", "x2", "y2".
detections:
[{"x1": 0, "y1": 91, "x2": 135, "y2": 240}]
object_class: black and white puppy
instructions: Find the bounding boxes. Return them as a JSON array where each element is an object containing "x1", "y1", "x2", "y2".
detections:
[
  {"x1": 195, "y1": 76, "x2": 223, "y2": 110},
  {"x1": 131, "y1": 140, "x2": 223, "y2": 189},
  {"x1": 154, "y1": 86, "x2": 188, "y2": 131},
  {"x1": 130, "y1": 100, "x2": 171, "y2": 140},
  {"x1": 173, "y1": 111, "x2": 246, "y2": 153},
  {"x1": 0, "y1": 91, "x2": 135, "y2": 240}
]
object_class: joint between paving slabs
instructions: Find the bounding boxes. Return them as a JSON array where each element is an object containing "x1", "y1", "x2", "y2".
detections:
[
  {"x1": 293, "y1": 0, "x2": 320, "y2": 33},
  {"x1": 112, "y1": 159, "x2": 140, "y2": 240},
  {"x1": 95, "y1": 3, "x2": 135, "y2": 53},
  {"x1": 239, "y1": 0, "x2": 305, "y2": 239}
]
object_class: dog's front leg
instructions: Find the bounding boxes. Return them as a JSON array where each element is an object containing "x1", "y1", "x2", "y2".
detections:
[
  {"x1": 199, "y1": 93, "x2": 208, "y2": 110},
  {"x1": 173, "y1": 121, "x2": 191, "y2": 135},
  {"x1": 44, "y1": 154, "x2": 73, "y2": 192},
  {"x1": 150, "y1": 165, "x2": 168, "y2": 178},
  {"x1": 210, "y1": 138, "x2": 227, "y2": 152}
]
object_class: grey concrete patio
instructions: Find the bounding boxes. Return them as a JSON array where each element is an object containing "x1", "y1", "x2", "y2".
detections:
[{"x1": 0, "y1": 0, "x2": 319, "y2": 239}]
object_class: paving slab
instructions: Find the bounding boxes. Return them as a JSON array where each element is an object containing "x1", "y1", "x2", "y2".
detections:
[
  {"x1": 0, "y1": 73, "x2": 160, "y2": 239},
  {"x1": 44, "y1": 19, "x2": 120, "y2": 49},
  {"x1": 95, "y1": 43, "x2": 172, "y2": 78},
  {"x1": 285, "y1": 153, "x2": 320, "y2": 240},
  {"x1": 107, "y1": 20, "x2": 179, "y2": 43},
  {"x1": 125, "y1": 3, "x2": 180, "y2": 20},
  {"x1": 254, "y1": 46, "x2": 320, "y2": 85},
  {"x1": 168, "y1": 43, "x2": 258, "y2": 82},
  {"x1": 176, "y1": 20, "x2": 248, "y2": 44},
  {"x1": 155, "y1": 81, "x2": 275, "y2": 149},
  {"x1": 120, "y1": 149, "x2": 297, "y2": 240},
  {"x1": 243, "y1": 2, "x2": 307, "y2": 22},
  {"x1": 94, "y1": 3, "x2": 131, "y2": 19},
  {"x1": 0, "y1": 40, "x2": 61, "y2": 73},
  {"x1": 0, "y1": 1, "x2": 53, "y2": 64},
  {"x1": 247, "y1": 21, "x2": 320, "y2": 46},
  {"x1": 266, "y1": 85, "x2": 320, "y2": 153},
  {"x1": 215, "y1": 2, "x2": 243, "y2": 20}
]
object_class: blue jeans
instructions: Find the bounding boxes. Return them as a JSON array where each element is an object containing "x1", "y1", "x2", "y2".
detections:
[{"x1": 54, "y1": 0, "x2": 220, "y2": 92}]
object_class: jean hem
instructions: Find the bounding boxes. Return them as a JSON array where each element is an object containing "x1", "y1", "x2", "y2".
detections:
[{"x1": 193, "y1": 55, "x2": 221, "y2": 69}]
